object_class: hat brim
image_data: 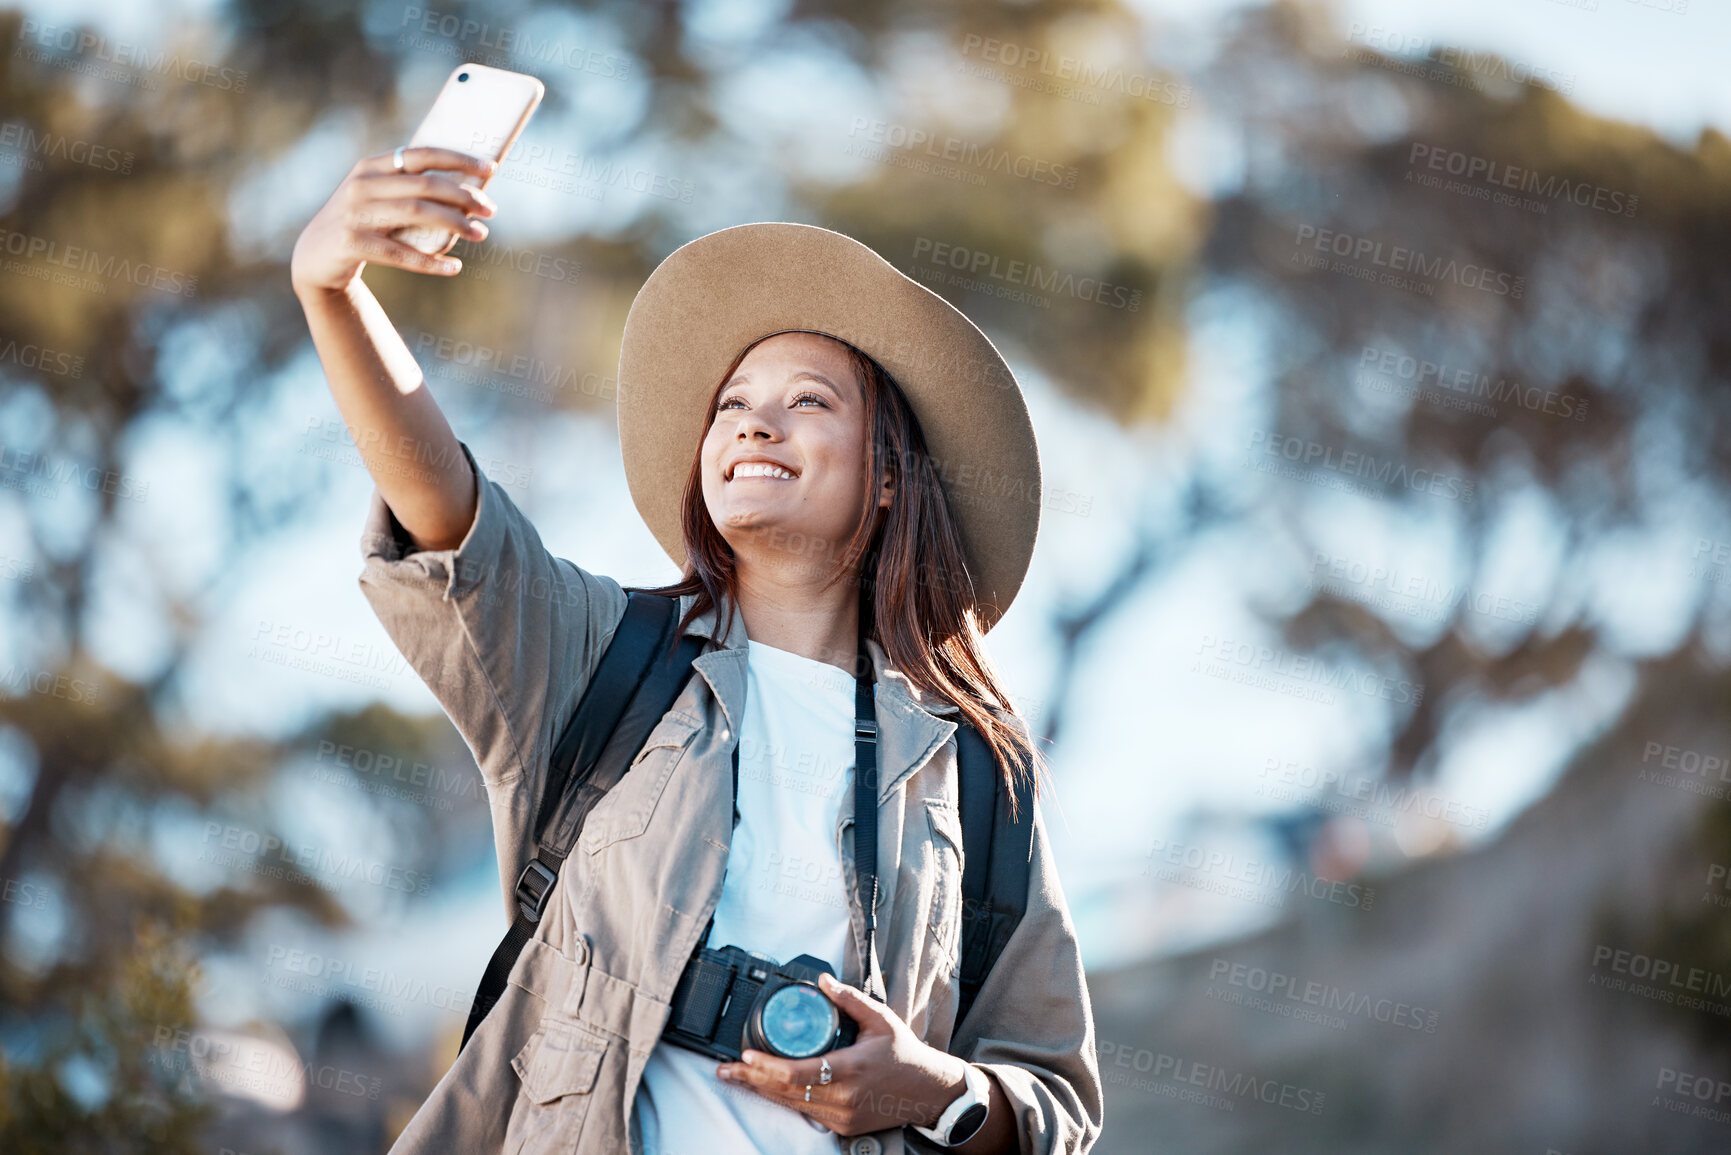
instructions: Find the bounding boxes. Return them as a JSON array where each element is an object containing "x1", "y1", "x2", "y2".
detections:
[{"x1": 616, "y1": 222, "x2": 1040, "y2": 633}]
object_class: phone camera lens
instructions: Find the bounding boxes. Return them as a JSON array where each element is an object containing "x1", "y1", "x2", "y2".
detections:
[{"x1": 457, "y1": 72, "x2": 470, "y2": 83}]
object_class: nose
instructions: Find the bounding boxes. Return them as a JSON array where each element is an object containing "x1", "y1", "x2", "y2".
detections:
[{"x1": 735, "y1": 406, "x2": 781, "y2": 441}]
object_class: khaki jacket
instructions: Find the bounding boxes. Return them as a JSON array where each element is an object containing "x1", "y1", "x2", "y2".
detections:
[{"x1": 358, "y1": 443, "x2": 1102, "y2": 1155}]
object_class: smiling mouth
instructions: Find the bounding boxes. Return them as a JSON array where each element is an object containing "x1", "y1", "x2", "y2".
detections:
[{"x1": 729, "y1": 462, "x2": 798, "y2": 481}]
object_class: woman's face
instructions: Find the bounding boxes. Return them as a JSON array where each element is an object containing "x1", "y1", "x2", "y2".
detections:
[{"x1": 699, "y1": 331, "x2": 890, "y2": 573}]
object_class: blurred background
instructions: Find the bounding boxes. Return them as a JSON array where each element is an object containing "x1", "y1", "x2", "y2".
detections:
[{"x1": 1, "y1": 0, "x2": 1729, "y2": 1150}]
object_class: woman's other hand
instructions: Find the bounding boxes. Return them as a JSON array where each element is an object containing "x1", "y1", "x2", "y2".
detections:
[{"x1": 715, "y1": 971, "x2": 1015, "y2": 1150}]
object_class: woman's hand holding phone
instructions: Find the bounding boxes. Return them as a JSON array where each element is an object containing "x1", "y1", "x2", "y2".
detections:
[{"x1": 289, "y1": 147, "x2": 499, "y2": 296}]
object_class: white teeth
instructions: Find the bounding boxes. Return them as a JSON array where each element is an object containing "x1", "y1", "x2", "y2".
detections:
[{"x1": 732, "y1": 462, "x2": 795, "y2": 480}]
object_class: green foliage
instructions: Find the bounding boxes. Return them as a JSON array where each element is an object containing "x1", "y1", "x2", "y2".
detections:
[{"x1": 0, "y1": 921, "x2": 209, "y2": 1154}]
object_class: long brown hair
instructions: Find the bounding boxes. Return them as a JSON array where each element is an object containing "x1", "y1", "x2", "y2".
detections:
[{"x1": 627, "y1": 331, "x2": 1043, "y2": 815}]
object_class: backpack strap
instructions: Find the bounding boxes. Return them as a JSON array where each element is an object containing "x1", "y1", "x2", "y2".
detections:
[
  {"x1": 952, "y1": 720, "x2": 1035, "y2": 1041},
  {"x1": 460, "y1": 590, "x2": 702, "y2": 1052}
]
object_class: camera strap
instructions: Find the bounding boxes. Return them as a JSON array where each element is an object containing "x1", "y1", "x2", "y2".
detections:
[
  {"x1": 853, "y1": 637, "x2": 885, "y2": 1002},
  {"x1": 696, "y1": 589, "x2": 887, "y2": 1002}
]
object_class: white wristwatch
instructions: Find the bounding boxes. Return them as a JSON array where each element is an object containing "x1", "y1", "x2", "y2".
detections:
[{"x1": 912, "y1": 1062, "x2": 990, "y2": 1147}]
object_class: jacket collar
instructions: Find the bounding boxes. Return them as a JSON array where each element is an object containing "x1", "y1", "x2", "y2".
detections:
[{"x1": 681, "y1": 592, "x2": 959, "y2": 804}]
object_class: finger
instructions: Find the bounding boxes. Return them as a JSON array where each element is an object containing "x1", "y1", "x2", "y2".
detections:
[
  {"x1": 353, "y1": 198, "x2": 486, "y2": 243},
  {"x1": 739, "y1": 1075, "x2": 847, "y2": 1123},
  {"x1": 735, "y1": 1049, "x2": 808, "y2": 1089},
  {"x1": 365, "y1": 173, "x2": 498, "y2": 217},
  {"x1": 345, "y1": 232, "x2": 465, "y2": 276},
  {"x1": 818, "y1": 972, "x2": 894, "y2": 1028},
  {"x1": 373, "y1": 146, "x2": 497, "y2": 180},
  {"x1": 729, "y1": 1054, "x2": 834, "y2": 1108}
]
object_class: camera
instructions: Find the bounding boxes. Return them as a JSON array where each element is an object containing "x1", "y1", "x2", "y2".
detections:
[{"x1": 661, "y1": 944, "x2": 858, "y2": 1062}]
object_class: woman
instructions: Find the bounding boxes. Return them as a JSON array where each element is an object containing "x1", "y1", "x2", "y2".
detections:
[{"x1": 291, "y1": 145, "x2": 1102, "y2": 1155}]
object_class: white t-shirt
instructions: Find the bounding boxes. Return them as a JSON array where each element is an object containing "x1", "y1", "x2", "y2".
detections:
[{"x1": 633, "y1": 638, "x2": 858, "y2": 1155}]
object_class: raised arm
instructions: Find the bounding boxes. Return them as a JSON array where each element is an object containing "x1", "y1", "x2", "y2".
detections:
[
  {"x1": 289, "y1": 146, "x2": 500, "y2": 551},
  {"x1": 292, "y1": 146, "x2": 633, "y2": 918}
]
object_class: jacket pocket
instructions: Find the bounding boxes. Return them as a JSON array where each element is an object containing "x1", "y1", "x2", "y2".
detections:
[
  {"x1": 505, "y1": 1014, "x2": 609, "y2": 1154},
  {"x1": 925, "y1": 799, "x2": 964, "y2": 974},
  {"x1": 578, "y1": 711, "x2": 703, "y2": 854}
]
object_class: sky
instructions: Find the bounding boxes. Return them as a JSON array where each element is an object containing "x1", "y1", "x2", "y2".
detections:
[{"x1": 1132, "y1": 0, "x2": 1731, "y2": 148}]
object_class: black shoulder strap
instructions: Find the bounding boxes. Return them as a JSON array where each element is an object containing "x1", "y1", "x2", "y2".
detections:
[
  {"x1": 952, "y1": 720, "x2": 1035, "y2": 1041},
  {"x1": 460, "y1": 590, "x2": 701, "y2": 1052}
]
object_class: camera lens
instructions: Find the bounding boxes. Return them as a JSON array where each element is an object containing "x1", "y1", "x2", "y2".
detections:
[
  {"x1": 756, "y1": 982, "x2": 837, "y2": 1058},
  {"x1": 458, "y1": 72, "x2": 470, "y2": 82}
]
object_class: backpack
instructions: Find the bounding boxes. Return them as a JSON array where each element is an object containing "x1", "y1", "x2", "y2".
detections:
[{"x1": 460, "y1": 590, "x2": 1034, "y2": 1054}]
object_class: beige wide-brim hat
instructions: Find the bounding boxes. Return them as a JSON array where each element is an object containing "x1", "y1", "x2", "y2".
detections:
[{"x1": 616, "y1": 222, "x2": 1041, "y2": 632}]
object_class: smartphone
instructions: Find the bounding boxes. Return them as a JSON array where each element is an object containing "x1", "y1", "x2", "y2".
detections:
[{"x1": 391, "y1": 63, "x2": 544, "y2": 257}]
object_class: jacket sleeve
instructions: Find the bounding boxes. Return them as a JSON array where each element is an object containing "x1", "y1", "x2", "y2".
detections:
[
  {"x1": 355, "y1": 440, "x2": 629, "y2": 918},
  {"x1": 918, "y1": 788, "x2": 1105, "y2": 1155}
]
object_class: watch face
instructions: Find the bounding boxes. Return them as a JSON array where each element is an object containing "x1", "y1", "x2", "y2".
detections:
[{"x1": 948, "y1": 1103, "x2": 988, "y2": 1145}]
